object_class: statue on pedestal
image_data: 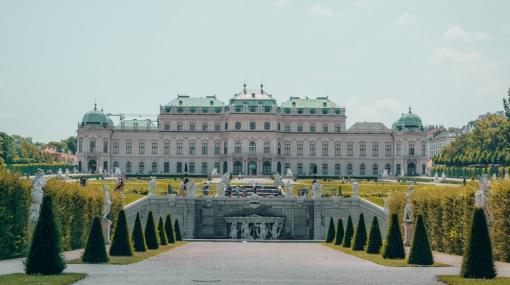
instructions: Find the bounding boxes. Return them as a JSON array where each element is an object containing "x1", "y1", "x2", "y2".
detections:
[
  {"x1": 312, "y1": 180, "x2": 321, "y2": 199},
  {"x1": 285, "y1": 180, "x2": 293, "y2": 198},
  {"x1": 229, "y1": 221, "x2": 238, "y2": 239},
  {"x1": 475, "y1": 174, "x2": 490, "y2": 222},
  {"x1": 241, "y1": 221, "x2": 251, "y2": 240},
  {"x1": 187, "y1": 179, "x2": 197, "y2": 197},
  {"x1": 284, "y1": 168, "x2": 294, "y2": 179},
  {"x1": 352, "y1": 182, "x2": 360, "y2": 198},
  {"x1": 148, "y1": 176, "x2": 157, "y2": 196},
  {"x1": 101, "y1": 185, "x2": 112, "y2": 244},
  {"x1": 256, "y1": 223, "x2": 268, "y2": 240},
  {"x1": 57, "y1": 168, "x2": 64, "y2": 179},
  {"x1": 271, "y1": 220, "x2": 284, "y2": 240},
  {"x1": 64, "y1": 169, "x2": 70, "y2": 180},
  {"x1": 210, "y1": 168, "x2": 219, "y2": 177},
  {"x1": 403, "y1": 186, "x2": 414, "y2": 246},
  {"x1": 30, "y1": 169, "x2": 47, "y2": 224}
]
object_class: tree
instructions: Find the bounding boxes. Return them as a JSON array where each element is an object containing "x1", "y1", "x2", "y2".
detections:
[
  {"x1": 408, "y1": 214, "x2": 433, "y2": 265},
  {"x1": 109, "y1": 210, "x2": 133, "y2": 256},
  {"x1": 165, "y1": 215, "x2": 175, "y2": 244},
  {"x1": 25, "y1": 196, "x2": 66, "y2": 274},
  {"x1": 382, "y1": 214, "x2": 405, "y2": 259},
  {"x1": 352, "y1": 213, "x2": 367, "y2": 251},
  {"x1": 81, "y1": 216, "x2": 109, "y2": 263},
  {"x1": 366, "y1": 216, "x2": 383, "y2": 254},
  {"x1": 174, "y1": 219, "x2": 183, "y2": 241},
  {"x1": 504, "y1": 87, "x2": 510, "y2": 119},
  {"x1": 334, "y1": 219, "x2": 344, "y2": 246},
  {"x1": 461, "y1": 208, "x2": 496, "y2": 279},
  {"x1": 326, "y1": 217, "x2": 335, "y2": 243},
  {"x1": 144, "y1": 211, "x2": 159, "y2": 249},
  {"x1": 131, "y1": 213, "x2": 146, "y2": 252},
  {"x1": 343, "y1": 216, "x2": 354, "y2": 248},
  {"x1": 158, "y1": 217, "x2": 168, "y2": 245}
]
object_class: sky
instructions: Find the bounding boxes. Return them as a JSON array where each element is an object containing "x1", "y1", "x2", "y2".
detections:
[{"x1": 0, "y1": 0, "x2": 509, "y2": 142}]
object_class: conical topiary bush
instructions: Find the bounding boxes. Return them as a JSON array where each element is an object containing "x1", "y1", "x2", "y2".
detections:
[
  {"x1": 408, "y1": 214, "x2": 433, "y2": 265},
  {"x1": 144, "y1": 211, "x2": 159, "y2": 249},
  {"x1": 174, "y1": 219, "x2": 183, "y2": 241},
  {"x1": 352, "y1": 213, "x2": 367, "y2": 251},
  {"x1": 461, "y1": 208, "x2": 496, "y2": 279},
  {"x1": 366, "y1": 216, "x2": 382, "y2": 254},
  {"x1": 132, "y1": 213, "x2": 146, "y2": 252},
  {"x1": 109, "y1": 210, "x2": 133, "y2": 256},
  {"x1": 165, "y1": 215, "x2": 175, "y2": 244},
  {"x1": 343, "y1": 216, "x2": 354, "y2": 248},
  {"x1": 382, "y1": 213, "x2": 405, "y2": 259},
  {"x1": 334, "y1": 219, "x2": 344, "y2": 246},
  {"x1": 326, "y1": 217, "x2": 335, "y2": 243},
  {"x1": 25, "y1": 196, "x2": 66, "y2": 274},
  {"x1": 81, "y1": 216, "x2": 109, "y2": 263},
  {"x1": 158, "y1": 217, "x2": 168, "y2": 246}
]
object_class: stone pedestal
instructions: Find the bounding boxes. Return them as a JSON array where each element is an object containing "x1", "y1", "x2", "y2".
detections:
[
  {"x1": 404, "y1": 222, "x2": 413, "y2": 246},
  {"x1": 102, "y1": 219, "x2": 112, "y2": 245}
]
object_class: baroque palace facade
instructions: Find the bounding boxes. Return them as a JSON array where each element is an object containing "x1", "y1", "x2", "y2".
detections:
[{"x1": 76, "y1": 85, "x2": 428, "y2": 177}]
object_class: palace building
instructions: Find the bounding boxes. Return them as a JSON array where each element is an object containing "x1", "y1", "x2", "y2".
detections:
[{"x1": 75, "y1": 85, "x2": 428, "y2": 177}]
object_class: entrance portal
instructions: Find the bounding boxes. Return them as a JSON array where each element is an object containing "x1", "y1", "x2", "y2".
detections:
[
  {"x1": 407, "y1": 162, "x2": 416, "y2": 176},
  {"x1": 88, "y1": 159, "x2": 97, "y2": 173},
  {"x1": 248, "y1": 161, "x2": 257, "y2": 175}
]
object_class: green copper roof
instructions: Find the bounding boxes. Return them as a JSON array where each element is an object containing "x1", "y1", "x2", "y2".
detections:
[
  {"x1": 281, "y1": 96, "x2": 338, "y2": 108},
  {"x1": 81, "y1": 105, "x2": 113, "y2": 127},
  {"x1": 165, "y1": 95, "x2": 224, "y2": 107},
  {"x1": 392, "y1": 108, "x2": 424, "y2": 131},
  {"x1": 118, "y1": 119, "x2": 157, "y2": 129},
  {"x1": 229, "y1": 87, "x2": 277, "y2": 107}
]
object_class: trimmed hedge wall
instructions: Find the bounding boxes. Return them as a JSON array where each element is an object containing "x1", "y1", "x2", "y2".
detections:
[
  {"x1": 0, "y1": 166, "x2": 122, "y2": 260},
  {"x1": 388, "y1": 181, "x2": 510, "y2": 262},
  {"x1": 432, "y1": 166, "x2": 510, "y2": 179},
  {"x1": 8, "y1": 163, "x2": 74, "y2": 176}
]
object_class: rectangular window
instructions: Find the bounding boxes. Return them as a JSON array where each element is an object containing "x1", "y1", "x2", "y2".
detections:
[
  {"x1": 297, "y1": 124, "x2": 303, "y2": 132},
  {"x1": 372, "y1": 143, "x2": 378, "y2": 157},
  {"x1": 214, "y1": 162, "x2": 220, "y2": 172},
  {"x1": 322, "y1": 164, "x2": 328, "y2": 175},
  {"x1": 359, "y1": 143, "x2": 366, "y2": 157},
  {"x1": 202, "y1": 122, "x2": 208, "y2": 131},
  {"x1": 164, "y1": 162, "x2": 169, "y2": 173},
  {"x1": 421, "y1": 143, "x2": 426, "y2": 156},
  {"x1": 309, "y1": 143, "x2": 316, "y2": 157},
  {"x1": 347, "y1": 143, "x2": 353, "y2": 157},
  {"x1": 235, "y1": 122, "x2": 241, "y2": 129},
  {"x1": 297, "y1": 143, "x2": 303, "y2": 156},
  {"x1": 164, "y1": 142, "x2": 170, "y2": 154},
  {"x1": 189, "y1": 122, "x2": 195, "y2": 131},
  {"x1": 189, "y1": 142, "x2": 195, "y2": 155},
  {"x1": 202, "y1": 142, "x2": 208, "y2": 155},
  {"x1": 126, "y1": 142, "x2": 132, "y2": 154},
  {"x1": 310, "y1": 124, "x2": 316, "y2": 132},
  {"x1": 335, "y1": 164, "x2": 341, "y2": 176},
  {"x1": 113, "y1": 141, "x2": 119, "y2": 154},
  {"x1": 396, "y1": 164, "x2": 401, "y2": 175},
  {"x1": 335, "y1": 124, "x2": 341, "y2": 132},
  {"x1": 215, "y1": 122, "x2": 220, "y2": 131},
  {"x1": 284, "y1": 123, "x2": 290, "y2": 132},
  {"x1": 322, "y1": 124, "x2": 328, "y2": 132},
  {"x1": 89, "y1": 141, "x2": 96, "y2": 152},
  {"x1": 152, "y1": 142, "x2": 158, "y2": 154},
  {"x1": 103, "y1": 141, "x2": 108, "y2": 153},
  {"x1": 235, "y1": 142, "x2": 241, "y2": 154},
  {"x1": 397, "y1": 143, "x2": 401, "y2": 156},
  {"x1": 385, "y1": 144, "x2": 392, "y2": 157},
  {"x1": 177, "y1": 143, "x2": 183, "y2": 155},
  {"x1": 139, "y1": 142, "x2": 145, "y2": 154},
  {"x1": 335, "y1": 143, "x2": 341, "y2": 156},
  {"x1": 322, "y1": 143, "x2": 328, "y2": 157},
  {"x1": 201, "y1": 162, "x2": 207, "y2": 174},
  {"x1": 409, "y1": 143, "x2": 415, "y2": 156},
  {"x1": 284, "y1": 143, "x2": 291, "y2": 156},
  {"x1": 189, "y1": 162, "x2": 195, "y2": 174},
  {"x1": 177, "y1": 122, "x2": 183, "y2": 131},
  {"x1": 214, "y1": 142, "x2": 220, "y2": 155},
  {"x1": 176, "y1": 162, "x2": 182, "y2": 173},
  {"x1": 164, "y1": 124, "x2": 170, "y2": 130},
  {"x1": 297, "y1": 163, "x2": 303, "y2": 175},
  {"x1": 264, "y1": 143, "x2": 270, "y2": 154}
]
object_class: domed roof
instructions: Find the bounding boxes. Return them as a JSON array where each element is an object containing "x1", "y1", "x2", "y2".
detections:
[
  {"x1": 81, "y1": 104, "x2": 113, "y2": 127},
  {"x1": 392, "y1": 107, "x2": 423, "y2": 131}
]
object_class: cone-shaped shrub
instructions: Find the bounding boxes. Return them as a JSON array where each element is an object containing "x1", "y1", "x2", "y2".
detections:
[
  {"x1": 382, "y1": 214, "x2": 405, "y2": 259},
  {"x1": 334, "y1": 219, "x2": 344, "y2": 245},
  {"x1": 25, "y1": 196, "x2": 66, "y2": 274},
  {"x1": 174, "y1": 219, "x2": 183, "y2": 241},
  {"x1": 144, "y1": 211, "x2": 159, "y2": 249},
  {"x1": 408, "y1": 214, "x2": 433, "y2": 265},
  {"x1": 109, "y1": 210, "x2": 133, "y2": 256},
  {"x1": 158, "y1": 217, "x2": 168, "y2": 245},
  {"x1": 165, "y1": 215, "x2": 175, "y2": 244},
  {"x1": 131, "y1": 213, "x2": 146, "y2": 252},
  {"x1": 343, "y1": 216, "x2": 354, "y2": 248},
  {"x1": 326, "y1": 217, "x2": 335, "y2": 243},
  {"x1": 352, "y1": 213, "x2": 367, "y2": 251},
  {"x1": 461, "y1": 208, "x2": 496, "y2": 279},
  {"x1": 81, "y1": 216, "x2": 109, "y2": 263},
  {"x1": 366, "y1": 216, "x2": 383, "y2": 254}
]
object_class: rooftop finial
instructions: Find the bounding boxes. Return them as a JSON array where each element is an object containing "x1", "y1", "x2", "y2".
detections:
[
  {"x1": 260, "y1": 82, "x2": 264, "y2": 94},
  {"x1": 409, "y1": 106, "x2": 412, "y2": 114},
  {"x1": 94, "y1": 102, "x2": 97, "y2": 111},
  {"x1": 243, "y1": 82, "x2": 247, "y2": 94}
]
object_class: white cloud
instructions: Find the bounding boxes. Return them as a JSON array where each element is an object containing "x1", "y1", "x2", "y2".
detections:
[
  {"x1": 443, "y1": 24, "x2": 487, "y2": 42},
  {"x1": 396, "y1": 13, "x2": 416, "y2": 26},
  {"x1": 309, "y1": 4, "x2": 335, "y2": 16},
  {"x1": 346, "y1": 98, "x2": 405, "y2": 127},
  {"x1": 431, "y1": 47, "x2": 481, "y2": 65}
]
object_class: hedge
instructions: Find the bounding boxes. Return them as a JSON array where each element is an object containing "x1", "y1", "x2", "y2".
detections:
[
  {"x1": 432, "y1": 166, "x2": 510, "y2": 179},
  {"x1": 388, "y1": 180, "x2": 510, "y2": 262},
  {"x1": 0, "y1": 166, "x2": 122, "y2": 260},
  {"x1": 8, "y1": 163, "x2": 74, "y2": 176}
]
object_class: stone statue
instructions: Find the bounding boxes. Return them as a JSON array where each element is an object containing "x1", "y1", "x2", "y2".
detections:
[
  {"x1": 217, "y1": 180, "x2": 226, "y2": 197},
  {"x1": 57, "y1": 168, "x2": 64, "y2": 179},
  {"x1": 229, "y1": 221, "x2": 238, "y2": 239},
  {"x1": 285, "y1": 168, "x2": 294, "y2": 178},
  {"x1": 148, "y1": 176, "x2": 157, "y2": 196},
  {"x1": 492, "y1": 173, "x2": 497, "y2": 181},
  {"x1": 381, "y1": 169, "x2": 389, "y2": 178},
  {"x1": 64, "y1": 169, "x2": 70, "y2": 180},
  {"x1": 101, "y1": 185, "x2": 112, "y2": 244},
  {"x1": 285, "y1": 180, "x2": 293, "y2": 198},
  {"x1": 475, "y1": 174, "x2": 490, "y2": 222},
  {"x1": 441, "y1": 172, "x2": 446, "y2": 182},
  {"x1": 403, "y1": 186, "x2": 414, "y2": 246},
  {"x1": 256, "y1": 223, "x2": 268, "y2": 240},
  {"x1": 187, "y1": 179, "x2": 197, "y2": 197},
  {"x1": 274, "y1": 173, "x2": 284, "y2": 188},
  {"x1": 210, "y1": 168, "x2": 219, "y2": 177},
  {"x1": 222, "y1": 172, "x2": 230, "y2": 186},
  {"x1": 241, "y1": 221, "x2": 251, "y2": 240},
  {"x1": 271, "y1": 220, "x2": 283, "y2": 240},
  {"x1": 433, "y1": 172, "x2": 440, "y2": 183},
  {"x1": 30, "y1": 169, "x2": 47, "y2": 224},
  {"x1": 352, "y1": 182, "x2": 360, "y2": 198},
  {"x1": 312, "y1": 180, "x2": 321, "y2": 198}
]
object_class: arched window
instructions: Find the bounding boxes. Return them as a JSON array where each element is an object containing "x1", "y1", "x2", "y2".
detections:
[
  {"x1": 139, "y1": 162, "x2": 144, "y2": 173},
  {"x1": 126, "y1": 161, "x2": 132, "y2": 173},
  {"x1": 360, "y1": 163, "x2": 366, "y2": 175},
  {"x1": 89, "y1": 139, "x2": 96, "y2": 152},
  {"x1": 262, "y1": 161, "x2": 271, "y2": 175},
  {"x1": 103, "y1": 139, "x2": 108, "y2": 153},
  {"x1": 249, "y1": 141, "x2": 256, "y2": 154},
  {"x1": 372, "y1": 164, "x2": 379, "y2": 176},
  {"x1": 151, "y1": 162, "x2": 157, "y2": 173},
  {"x1": 234, "y1": 161, "x2": 242, "y2": 175}
]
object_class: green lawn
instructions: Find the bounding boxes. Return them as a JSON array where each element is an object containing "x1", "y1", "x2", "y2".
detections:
[
  {"x1": 69, "y1": 242, "x2": 187, "y2": 265},
  {"x1": 0, "y1": 273, "x2": 86, "y2": 285},
  {"x1": 438, "y1": 275, "x2": 510, "y2": 285},
  {"x1": 323, "y1": 243, "x2": 448, "y2": 267},
  {"x1": 124, "y1": 194, "x2": 145, "y2": 205}
]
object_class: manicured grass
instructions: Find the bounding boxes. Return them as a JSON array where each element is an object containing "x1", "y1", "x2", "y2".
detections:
[
  {"x1": 69, "y1": 242, "x2": 187, "y2": 265},
  {"x1": 124, "y1": 194, "x2": 145, "y2": 205},
  {"x1": 0, "y1": 273, "x2": 86, "y2": 285},
  {"x1": 437, "y1": 275, "x2": 510, "y2": 285},
  {"x1": 323, "y1": 243, "x2": 448, "y2": 267}
]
